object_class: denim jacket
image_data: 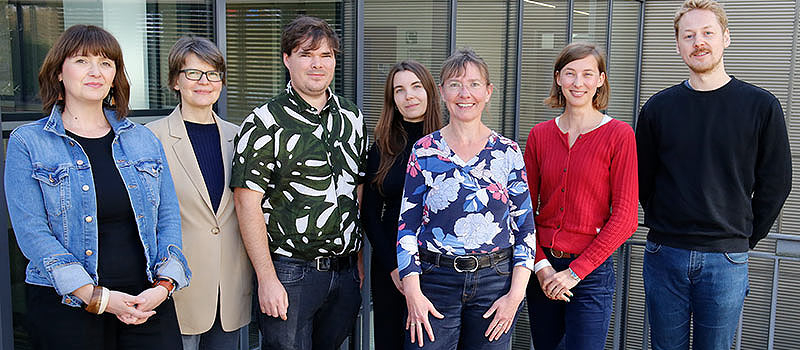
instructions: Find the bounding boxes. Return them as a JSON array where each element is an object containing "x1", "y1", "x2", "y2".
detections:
[{"x1": 4, "y1": 106, "x2": 191, "y2": 306}]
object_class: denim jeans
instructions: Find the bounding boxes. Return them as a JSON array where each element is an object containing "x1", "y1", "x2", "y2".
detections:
[
  {"x1": 404, "y1": 257, "x2": 520, "y2": 350},
  {"x1": 527, "y1": 254, "x2": 615, "y2": 350},
  {"x1": 643, "y1": 241, "x2": 749, "y2": 350},
  {"x1": 257, "y1": 256, "x2": 362, "y2": 350}
]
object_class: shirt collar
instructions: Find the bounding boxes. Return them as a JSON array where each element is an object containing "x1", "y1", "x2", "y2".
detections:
[{"x1": 44, "y1": 104, "x2": 134, "y2": 137}]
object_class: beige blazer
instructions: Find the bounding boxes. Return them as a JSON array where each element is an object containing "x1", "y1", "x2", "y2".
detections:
[{"x1": 146, "y1": 106, "x2": 253, "y2": 334}]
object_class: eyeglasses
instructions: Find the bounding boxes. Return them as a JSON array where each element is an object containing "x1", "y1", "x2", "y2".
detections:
[
  {"x1": 180, "y1": 69, "x2": 223, "y2": 82},
  {"x1": 443, "y1": 80, "x2": 487, "y2": 93}
]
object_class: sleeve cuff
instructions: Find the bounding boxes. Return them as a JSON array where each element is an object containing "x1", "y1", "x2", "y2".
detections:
[
  {"x1": 49, "y1": 262, "x2": 93, "y2": 297},
  {"x1": 533, "y1": 259, "x2": 552, "y2": 273}
]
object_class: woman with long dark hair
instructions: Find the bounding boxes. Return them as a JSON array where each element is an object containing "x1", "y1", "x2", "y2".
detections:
[
  {"x1": 5, "y1": 24, "x2": 189, "y2": 349},
  {"x1": 362, "y1": 60, "x2": 442, "y2": 350}
]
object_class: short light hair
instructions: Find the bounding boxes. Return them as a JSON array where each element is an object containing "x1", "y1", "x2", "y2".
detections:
[
  {"x1": 168, "y1": 36, "x2": 226, "y2": 100},
  {"x1": 439, "y1": 48, "x2": 491, "y2": 85},
  {"x1": 545, "y1": 42, "x2": 609, "y2": 110},
  {"x1": 674, "y1": 0, "x2": 728, "y2": 37}
]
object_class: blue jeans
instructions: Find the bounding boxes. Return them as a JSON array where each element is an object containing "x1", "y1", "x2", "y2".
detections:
[
  {"x1": 527, "y1": 254, "x2": 615, "y2": 350},
  {"x1": 643, "y1": 241, "x2": 749, "y2": 350},
  {"x1": 181, "y1": 309, "x2": 240, "y2": 350},
  {"x1": 404, "y1": 257, "x2": 520, "y2": 350},
  {"x1": 257, "y1": 256, "x2": 362, "y2": 350}
]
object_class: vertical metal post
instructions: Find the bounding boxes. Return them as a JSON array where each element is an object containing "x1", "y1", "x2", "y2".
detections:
[
  {"x1": 513, "y1": 0, "x2": 523, "y2": 141},
  {"x1": 567, "y1": 0, "x2": 574, "y2": 43},
  {"x1": 766, "y1": 258, "x2": 780, "y2": 350},
  {"x1": 449, "y1": 0, "x2": 457, "y2": 54},
  {"x1": 605, "y1": 0, "x2": 613, "y2": 64},
  {"x1": 612, "y1": 245, "x2": 628, "y2": 350},
  {"x1": 214, "y1": 0, "x2": 228, "y2": 119},
  {"x1": 0, "y1": 106, "x2": 14, "y2": 350},
  {"x1": 632, "y1": 0, "x2": 645, "y2": 128},
  {"x1": 355, "y1": 0, "x2": 370, "y2": 349}
]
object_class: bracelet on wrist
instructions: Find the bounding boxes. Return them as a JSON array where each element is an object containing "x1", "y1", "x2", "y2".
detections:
[
  {"x1": 568, "y1": 268, "x2": 581, "y2": 282},
  {"x1": 84, "y1": 285, "x2": 104, "y2": 314}
]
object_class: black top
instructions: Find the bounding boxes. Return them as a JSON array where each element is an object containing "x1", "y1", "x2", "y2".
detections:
[
  {"x1": 67, "y1": 129, "x2": 146, "y2": 286},
  {"x1": 184, "y1": 121, "x2": 224, "y2": 212},
  {"x1": 362, "y1": 120, "x2": 425, "y2": 273},
  {"x1": 636, "y1": 77, "x2": 792, "y2": 252}
]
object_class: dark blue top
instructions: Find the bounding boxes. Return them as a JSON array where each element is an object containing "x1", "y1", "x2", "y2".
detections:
[{"x1": 185, "y1": 121, "x2": 224, "y2": 212}]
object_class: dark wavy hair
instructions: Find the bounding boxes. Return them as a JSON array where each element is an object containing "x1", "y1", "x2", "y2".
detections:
[
  {"x1": 38, "y1": 24, "x2": 130, "y2": 118},
  {"x1": 372, "y1": 60, "x2": 442, "y2": 192}
]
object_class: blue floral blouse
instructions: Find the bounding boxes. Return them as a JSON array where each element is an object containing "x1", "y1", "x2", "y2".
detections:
[{"x1": 396, "y1": 130, "x2": 537, "y2": 279}]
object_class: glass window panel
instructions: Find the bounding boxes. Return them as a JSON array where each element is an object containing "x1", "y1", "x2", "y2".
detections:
[
  {"x1": 224, "y1": 0, "x2": 356, "y2": 126},
  {"x1": 362, "y1": 0, "x2": 449, "y2": 138},
  {"x1": 1, "y1": 1, "x2": 214, "y2": 115},
  {"x1": 606, "y1": 0, "x2": 640, "y2": 126},
  {"x1": 518, "y1": 0, "x2": 568, "y2": 146},
  {"x1": 455, "y1": 0, "x2": 519, "y2": 138},
  {"x1": 572, "y1": 0, "x2": 608, "y2": 52}
]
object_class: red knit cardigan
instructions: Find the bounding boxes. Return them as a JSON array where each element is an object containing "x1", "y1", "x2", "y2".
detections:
[{"x1": 524, "y1": 118, "x2": 639, "y2": 279}]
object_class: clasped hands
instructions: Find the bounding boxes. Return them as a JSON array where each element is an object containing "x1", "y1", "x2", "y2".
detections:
[{"x1": 536, "y1": 266, "x2": 578, "y2": 302}]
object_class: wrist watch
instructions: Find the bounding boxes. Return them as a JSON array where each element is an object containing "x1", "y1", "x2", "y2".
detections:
[{"x1": 153, "y1": 277, "x2": 176, "y2": 297}]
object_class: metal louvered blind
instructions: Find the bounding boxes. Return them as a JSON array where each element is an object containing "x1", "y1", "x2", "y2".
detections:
[
  {"x1": 518, "y1": 0, "x2": 569, "y2": 146},
  {"x1": 224, "y1": 1, "x2": 349, "y2": 125},
  {"x1": 606, "y1": 0, "x2": 640, "y2": 126},
  {"x1": 639, "y1": 1, "x2": 799, "y2": 349},
  {"x1": 145, "y1": 2, "x2": 215, "y2": 110},
  {"x1": 572, "y1": 0, "x2": 609, "y2": 52},
  {"x1": 361, "y1": 0, "x2": 450, "y2": 140},
  {"x1": 455, "y1": 0, "x2": 519, "y2": 138}
]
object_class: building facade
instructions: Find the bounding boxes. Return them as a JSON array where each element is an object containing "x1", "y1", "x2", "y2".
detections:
[{"x1": 1, "y1": 0, "x2": 798, "y2": 349}]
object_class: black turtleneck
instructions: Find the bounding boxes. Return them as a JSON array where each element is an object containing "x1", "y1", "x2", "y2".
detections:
[{"x1": 362, "y1": 120, "x2": 425, "y2": 273}]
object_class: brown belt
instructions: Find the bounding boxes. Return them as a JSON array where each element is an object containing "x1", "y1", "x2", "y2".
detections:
[{"x1": 548, "y1": 248, "x2": 579, "y2": 259}]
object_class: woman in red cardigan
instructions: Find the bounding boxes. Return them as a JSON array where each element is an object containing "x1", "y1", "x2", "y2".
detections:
[{"x1": 523, "y1": 42, "x2": 638, "y2": 350}]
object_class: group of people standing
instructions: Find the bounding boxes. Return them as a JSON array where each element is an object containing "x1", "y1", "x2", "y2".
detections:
[{"x1": 4, "y1": 1, "x2": 791, "y2": 350}]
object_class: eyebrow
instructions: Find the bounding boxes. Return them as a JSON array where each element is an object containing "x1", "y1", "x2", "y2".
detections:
[{"x1": 394, "y1": 80, "x2": 422, "y2": 89}]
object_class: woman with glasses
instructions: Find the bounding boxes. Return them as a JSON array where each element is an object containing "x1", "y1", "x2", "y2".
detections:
[
  {"x1": 146, "y1": 36, "x2": 252, "y2": 350},
  {"x1": 397, "y1": 48, "x2": 536, "y2": 350},
  {"x1": 362, "y1": 60, "x2": 442, "y2": 350},
  {"x1": 5, "y1": 24, "x2": 189, "y2": 349},
  {"x1": 523, "y1": 42, "x2": 638, "y2": 350}
]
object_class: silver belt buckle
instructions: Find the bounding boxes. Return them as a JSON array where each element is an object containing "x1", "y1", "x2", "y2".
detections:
[
  {"x1": 453, "y1": 255, "x2": 479, "y2": 273},
  {"x1": 315, "y1": 256, "x2": 331, "y2": 271}
]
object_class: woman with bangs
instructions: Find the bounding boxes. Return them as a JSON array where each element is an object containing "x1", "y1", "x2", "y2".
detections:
[
  {"x1": 5, "y1": 24, "x2": 188, "y2": 349},
  {"x1": 397, "y1": 49, "x2": 536, "y2": 350},
  {"x1": 523, "y1": 42, "x2": 638, "y2": 350},
  {"x1": 361, "y1": 60, "x2": 442, "y2": 350}
]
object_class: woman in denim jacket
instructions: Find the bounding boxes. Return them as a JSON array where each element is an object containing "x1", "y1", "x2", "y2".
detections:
[{"x1": 4, "y1": 24, "x2": 190, "y2": 349}]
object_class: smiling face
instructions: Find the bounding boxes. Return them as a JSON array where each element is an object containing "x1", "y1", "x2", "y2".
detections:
[
  {"x1": 440, "y1": 63, "x2": 493, "y2": 124},
  {"x1": 556, "y1": 55, "x2": 605, "y2": 110},
  {"x1": 392, "y1": 70, "x2": 428, "y2": 122},
  {"x1": 283, "y1": 37, "x2": 336, "y2": 102},
  {"x1": 59, "y1": 53, "x2": 116, "y2": 106},
  {"x1": 676, "y1": 9, "x2": 730, "y2": 75},
  {"x1": 174, "y1": 53, "x2": 223, "y2": 110}
]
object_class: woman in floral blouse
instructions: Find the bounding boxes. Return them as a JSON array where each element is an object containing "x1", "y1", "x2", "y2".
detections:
[{"x1": 397, "y1": 48, "x2": 536, "y2": 350}]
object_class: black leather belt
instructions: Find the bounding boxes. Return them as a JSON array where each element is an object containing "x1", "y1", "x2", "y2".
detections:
[
  {"x1": 274, "y1": 254, "x2": 357, "y2": 272},
  {"x1": 419, "y1": 248, "x2": 512, "y2": 273}
]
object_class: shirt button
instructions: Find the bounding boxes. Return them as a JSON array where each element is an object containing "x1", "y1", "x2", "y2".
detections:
[
  {"x1": 85, "y1": 216, "x2": 93, "y2": 223},
  {"x1": 82, "y1": 185, "x2": 90, "y2": 191},
  {"x1": 211, "y1": 227, "x2": 220, "y2": 235},
  {"x1": 85, "y1": 250, "x2": 93, "y2": 256},
  {"x1": 76, "y1": 160, "x2": 84, "y2": 166},
  {"x1": 557, "y1": 225, "x2": 561, "y2": 229},
  {"x1": 69, "y1": 141, "x2": 75, "y2": 147},
  {"x1": 560, "y1": 207, "x2": 564, "y2": 211},
  {"x1": 563, "y1": 168, "x2": 567, "y2": 172},
  {"x1": 561, "y1": 188, "x2": 565, "y2": 192}
]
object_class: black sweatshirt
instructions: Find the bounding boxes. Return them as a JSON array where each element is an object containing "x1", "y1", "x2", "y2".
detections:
[
  {"x1": 636, "y1": 77, "x2": 792, "y2": 252},
  {"x1": 361, "y1": 120, "x2": 424, "y2": 274}
]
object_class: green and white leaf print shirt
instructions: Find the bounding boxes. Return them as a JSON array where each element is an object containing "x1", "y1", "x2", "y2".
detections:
[{"x1": 231, "y1": 82, "x2": 368, "y2": 260}]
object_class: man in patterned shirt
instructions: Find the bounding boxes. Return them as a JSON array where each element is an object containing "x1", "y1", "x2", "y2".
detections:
[{"x1": 231, "y1": 16, "x2": 368, "y2": 350}]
